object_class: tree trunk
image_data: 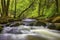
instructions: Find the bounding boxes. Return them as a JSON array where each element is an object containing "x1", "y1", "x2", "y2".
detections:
[
  {"x1": 55, "y1": 0, "x2": 58, "y2": 13},
  {"x1": 14, "y1": 0, "x2": 16, "y2": 18},
  {"x1": 1, "y1": 0, "x2": 6, "y2": 17},
  {"x1": 6, "y1": 0, "x2": 10, "y2": 16},
  {"x1": 1, "y1": 0, "x2": 10, "y2": 17},
  {"x1": 38, "y1": 0, "x2": 41, "y2": 17}
]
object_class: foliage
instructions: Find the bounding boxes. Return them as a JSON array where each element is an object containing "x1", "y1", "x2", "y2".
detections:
[
  {"x1": 8, "y1": 0, "x2": 58, "y2": 18},
  {"x1": 0, "y1": 0, "x2": 60, "y2": 23}
]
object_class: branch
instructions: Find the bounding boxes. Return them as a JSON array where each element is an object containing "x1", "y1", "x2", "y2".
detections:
[{"x1": 18, "y1": 1, "x2": 34, "y2": 17}]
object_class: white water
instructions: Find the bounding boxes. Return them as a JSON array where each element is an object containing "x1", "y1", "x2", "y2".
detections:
[
  {"x1": 0, "y1": 19, "x2": 60, "y2": 40},
  {"x1": 0, "y1": 25, "x2": 60, "y2": 40}
]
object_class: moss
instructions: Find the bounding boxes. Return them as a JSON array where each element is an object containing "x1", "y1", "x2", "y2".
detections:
[
  {"x1": 10, "y1": 23, "x2": 20, "y2": 27},
  {"x1": 0, "y1": 26, "x2": 3, "y2": 33},
  {"x1": 48, "y1": 24, "x2": 56, "y2": 30},
  {"x1": 0, "y1": 17, "x2": 15, "y2": 24},
  {"x1": 35, "y1": 21, "x2": 46, "y2": 26},
  {"x1": 55, "y1": 23, "x2": 60, "y2": 30},
  {"x1": 52, "y1": 16, "x2": 60, "y2": 23},
  {"x1": 5, "y1": 23, "x2": 11, "y2": 27},
  {"x1": 56, "y1": 26, "x2": 60, "y2": 30},
  {"x1": 48, "y1": 23, "x2": 60, "y2": 30}
]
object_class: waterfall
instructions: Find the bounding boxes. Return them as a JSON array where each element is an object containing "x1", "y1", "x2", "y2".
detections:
[
  {"x1": 45, "y1": 23, "x2": 52, "y2": 28},
  {"x1": 22, "y1": 19, "x2": 36, "y2": 26}
]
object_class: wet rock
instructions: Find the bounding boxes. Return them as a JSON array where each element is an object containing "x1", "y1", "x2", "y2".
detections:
[
  {"x1": 29, "y1": 23, "x2": 34, "y2": 26},
  {"x1": 56, "y1": 26, "x2": 60, "y2": 31},
  {"x1": 5, "y1": 23, "x2": 11, "y2": 27},
  {"x1": 0, "y1": 26, "x2": 3, "y2": 33},
  {"x1": 35, "y1": 21, "x2": 46, "y2": 27},
  {"x1": 48, "y1": 23, "x2": 60, "y2": 30},
  {"x1": 0, "y1": 22, "x2": 8, "y2": 24},
  {"x1": 48, "y1": 23, "x2": 56, "y2": 30},
  {"x1": 54, "y1": 23, "x2": 60, "y2": 31},
  {"x1": 10, "y1": 23, "x2": 20, "y2": 27},
  {"x1": 54, "y1": 19, "x2": 60, "y2": 23},
  {"x1": 7, "y1": 29, "x2": 22, "y2": 34},
  {"x1": 8, "y1": 19, "x2": 14, "y2": 22}
]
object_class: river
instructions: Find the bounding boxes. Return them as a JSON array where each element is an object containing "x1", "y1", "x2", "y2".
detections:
[
  {"x1": 0, "y1": 19, "x2": 60, "y2": 40},
  {"x1": 0, "y1": 25, "x2": 60, "y2": 40}
]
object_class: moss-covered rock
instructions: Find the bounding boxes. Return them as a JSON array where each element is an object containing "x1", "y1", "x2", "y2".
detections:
[
  {"x1": 0, "y1": 26, "x2": 3, "y2": 33},
  {"x1": 52, "y1": 16, "x2": 60, "y2": 23},
  {"x1": 48, "y1": 23, "x2": 56, "y2": 30},
  {"x1": 10, "y1": 23, "x2": 20, "y2": 27},
  {"x1": 48, "y1": 23, "x2": 60, "y2": 30},
  {"x1": 55, "y1": 23, "x2": 60, "y2": 30},
  {"x1": 56, "y1": 26, "x2": 60, "y2": 31},
  {"x1": 35, "y1": 21, "x2": 46, "y2": 27},
  {"x1": 5, "y1": 23, "x2": 11, "y2": 27}
]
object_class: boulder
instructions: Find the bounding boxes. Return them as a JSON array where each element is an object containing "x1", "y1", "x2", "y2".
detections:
[
  {"x1": 35, "y1": 21, "x2": 46, "y2": 27},
  {"x1": 48, "y1": 23, "x2": 56, "y2": 30}
]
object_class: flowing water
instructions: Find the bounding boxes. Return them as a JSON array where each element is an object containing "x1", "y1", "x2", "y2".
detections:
[{"x1": 0, "y1": 19, "x2": 60, "y2": 40}]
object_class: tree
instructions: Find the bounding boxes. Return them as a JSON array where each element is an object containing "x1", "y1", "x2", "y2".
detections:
[
  {"x1": 18, "y1": 0, "x2": 34, "y2": 18},
  {"x1": 1, "y1": 0, "x2": 10, "y2": 17},
  {"x1": 14, "y1": 0, "x2": 17, "y2": 18},
  {"x1": 38, "y1": 0, "x2": 41, "y2": 17},
  {"x1": 55, "y1": 0, "x2": 59, "y2": 13}
]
